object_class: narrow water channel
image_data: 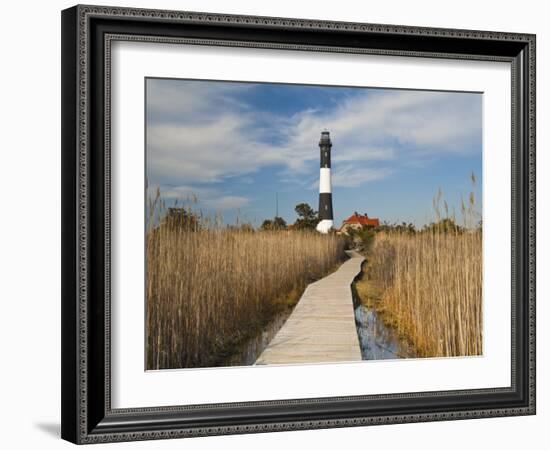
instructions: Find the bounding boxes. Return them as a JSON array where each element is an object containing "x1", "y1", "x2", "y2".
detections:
[
  {"x1": 353, "y1": 304, "x2": 414, "y2": 359},
  {"x1": 350, "y1": 258, "x2": 415, "y2": 360}
]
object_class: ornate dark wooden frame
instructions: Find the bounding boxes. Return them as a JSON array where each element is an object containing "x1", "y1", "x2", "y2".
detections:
[{"x1": 61, "y1": 4, "x2": 536, "y2": 444}]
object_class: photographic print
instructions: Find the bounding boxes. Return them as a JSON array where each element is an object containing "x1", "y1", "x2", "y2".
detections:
[{"x1": 145, "y1": 78, "x2": 483, "y2": 370}]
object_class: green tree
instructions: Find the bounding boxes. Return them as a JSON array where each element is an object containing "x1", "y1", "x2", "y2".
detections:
[
  {"x1": 227, "y1": 223, "x2": 255, "y2": 233},
  {"x1": 293, "y1": 203, "x2": 319, "y2": 230},
  {"x1": 376, "y1": 221, "x2": 415, "y2": 235},
  {"x1": 163, "y1": 207, "x2": 201, "y2": 231},
  {"x1": 422, "y1": 218, "x2": 463, "y2": 234},
  {"x1": 346, "y1": 225, "x2": 376, "y2": 251},
  {"x1": 273, "y1": 216, "x2": 287, "y2": 229},
  {"x1": 260, "y1": 216, "x2": 287, "y2": 231}
]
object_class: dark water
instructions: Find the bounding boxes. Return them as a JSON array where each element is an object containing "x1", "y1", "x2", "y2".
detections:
[
  {"x1": 221, "y1": 309, "x2": 292, "y2": 366},
  {"x1": 354, "y1": 304, "x2": 415, "y2": 360}
]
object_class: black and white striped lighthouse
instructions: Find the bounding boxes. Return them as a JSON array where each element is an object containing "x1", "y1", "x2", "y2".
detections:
[{"x1": 316, "y1": 130, "x2": 334, "y2": 233}]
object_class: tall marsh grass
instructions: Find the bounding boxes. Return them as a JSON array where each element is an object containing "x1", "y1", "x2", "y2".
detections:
[
  {"x1": 146, "y1": 199, "x2": 347, "y2": 369},
  {"x1": 364, "y1": 229, "x2": 482, "y2": 357},
  {"x1": 357, "y1": 177, "x2": 482, "y2": 358}
]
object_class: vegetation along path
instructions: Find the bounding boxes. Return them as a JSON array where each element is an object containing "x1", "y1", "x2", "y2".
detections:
[{"x1": 255, "y1": 250, "x2": 363, "y2": 365}]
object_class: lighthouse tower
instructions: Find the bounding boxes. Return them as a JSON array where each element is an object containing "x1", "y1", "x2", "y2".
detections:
[{"x1": 316, "y1": 130, "x2": 334, "y2": 233}]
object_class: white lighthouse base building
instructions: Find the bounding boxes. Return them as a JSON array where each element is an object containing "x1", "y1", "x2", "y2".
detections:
[{"x1": 316, "y1": 219, "x2": 334, "y2": 234}]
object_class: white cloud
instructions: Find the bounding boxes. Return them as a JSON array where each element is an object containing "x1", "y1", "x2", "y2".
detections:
[
  {"x1": 207, "y1": 195, "x2": 250, "y2": 210},
  {"x1": 147, "y1": 81, "x2": 481, "y2": 193},
  {"x1": 148, "y1": 184, "x2": 250, "y2": 212},
  {"x1": 331, "y1": 165, "x2": 394, "y2": 188},
  {"x1": 146, "y1": 78, "x2": 253, "y2": 123}
]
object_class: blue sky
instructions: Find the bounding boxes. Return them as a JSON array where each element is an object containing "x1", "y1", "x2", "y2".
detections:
[{"x1": 146, "y1": 78, "x2": 482, "y2": 228}]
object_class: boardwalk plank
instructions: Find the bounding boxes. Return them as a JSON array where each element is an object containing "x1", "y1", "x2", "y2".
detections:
[{"x1": 255, "y1": 250, "x2": 364, "y2": 365}]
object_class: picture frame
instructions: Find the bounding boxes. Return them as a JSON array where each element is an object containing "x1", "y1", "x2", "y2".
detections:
[{"x1": 61, "y1": 4, "x2": 536, "y2": 444}]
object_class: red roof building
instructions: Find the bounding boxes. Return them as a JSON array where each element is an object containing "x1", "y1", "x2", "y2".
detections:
[{"x1": 339, "y1": 213, "x2": 380, "y2": 234}]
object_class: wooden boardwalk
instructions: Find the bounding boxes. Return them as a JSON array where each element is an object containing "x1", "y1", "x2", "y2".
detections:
[{"x1": 255, "y1": 250, "x2": 364, "y2": 365}]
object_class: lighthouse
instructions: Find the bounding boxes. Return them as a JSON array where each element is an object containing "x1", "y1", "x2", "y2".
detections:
[{"x1": 316, "y1": 130, "x2": 334, "y2": 233}]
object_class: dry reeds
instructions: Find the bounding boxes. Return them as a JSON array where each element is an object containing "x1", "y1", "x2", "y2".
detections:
[
  {"x1": 365, "y1": 229, "x2": 482, "y2": 357},
  {"x1": 359, "y1": 177, "x2": 482, "y2": 358},
  {"x1": 146, "y1": 199, "x2": 346, "y2": 369}
]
